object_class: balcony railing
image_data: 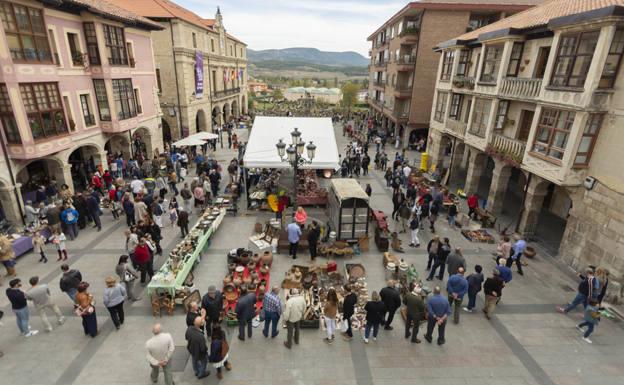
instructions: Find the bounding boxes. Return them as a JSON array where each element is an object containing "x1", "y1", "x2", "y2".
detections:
[
  {"x1": 396, "y1": 55, "x2": 416, "y2": 65},
  {"x1": 373, "y1": 60, "x2": 387, "y2": 68},
  {"x1": 213, "y1": 87, "x2": 241, "y2": 99},
  {"x1": 394, "y1": 85, "x2": 412, "y2": 98},
  {"x1": 500, "y1": 77, "x2": 542, "y2": 99},
  {"x1": 446, "y1": 119, "x2": 467, "y2": 136},
  {"x1": 392, "y1": 110, "x2": 409, "y2": 121},
  {"x1": 373, "y1": 80, "x2": 386, "y2": 88},
  {"x1": 488, "y1": 133, "x2": 526, "y2": 165},
  {"x1": 452, "y1": 76, "x2": 475, "y2": 90}
]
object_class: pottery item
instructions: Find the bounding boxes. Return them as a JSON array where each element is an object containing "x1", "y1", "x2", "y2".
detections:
[
  {"x1": 261, "y1": 251, "x2": 273, "y2": 266},
  {"x1": 233, "y1": 277, "x2": 242, "y2": 287},
  {"x1": 223, "y1": 276, "x2": 232, "y2": 286},
  {"x1": 239, "y1": 253, "x2": 250, "y2": 266},
  {"x1": 235, "y1": 266, "x2": 245, "y2": 273},
  {"x1": 259, "y1": 265, "x2": 269, "y2": 275},
  {"x1": 248, "y1": 261, "x2": 256, "y2": 271},
  {"x1": 251, "y1": 253, "x2": 260, "y2": 264},
  {"x1": 243, "y1": 276, "x2": 252, "y2": 285},
  {"x1": 228, "y1": 263, "x2": 236, "y2": 273}
]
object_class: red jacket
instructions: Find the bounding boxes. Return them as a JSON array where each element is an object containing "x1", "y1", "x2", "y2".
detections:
[
  {"x1": 134, "y1": 244, "x2": 151, "y2": 264},
  {"x1": 467, "y1": 195, "x2": 478, "y2": 209},
  {"x1": 92, "y1": 175, "x2": 102, "y2": 188}
]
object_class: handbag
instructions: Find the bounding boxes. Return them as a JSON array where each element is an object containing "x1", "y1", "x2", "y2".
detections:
[{"x1": 124, "y1": 269, "x2": 136, "y2": 282}]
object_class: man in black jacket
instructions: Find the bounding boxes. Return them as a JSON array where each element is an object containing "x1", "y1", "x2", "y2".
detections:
[
  {"x1": 483, "y1": 269, "x2": 505, "y2": 319},
  {"x1": 59, "y1": 264, "x2": 82, "y2": 302},
  {"x1": 380, "y1": 280, "x2": 401, "y2": 330},
  {"x1": 185, "y1": 316, "x2": 210, "y2": 379},
  {"x1": 235, "y1": 285, "x2": 256, "y2": 341},
  {"x1": 427, "y1": 238, "x2": 451, "y2": 281},
  {"x1": 201, "y1": 285, "x2": 223, "y2": 336},
  {"x1": 307, "y1": 221, "x2": 321, "y2": 260},
  {"x1": 85, "y1": 189, "x2": 101, "y2": 231},
  {"x1": 403, "y1": 284, "x2": 426, "y2": 343},
  {"x1": 341, "y1": 285, "x2": 357, "y2": 340},
  {"x1": 558, "y1": 268, "x2": 599, "y2": 314}
]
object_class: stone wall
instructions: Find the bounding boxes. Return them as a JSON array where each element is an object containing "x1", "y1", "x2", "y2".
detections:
[{"x1": 559, "y1": 182, "x2": 624, "y2": 303}]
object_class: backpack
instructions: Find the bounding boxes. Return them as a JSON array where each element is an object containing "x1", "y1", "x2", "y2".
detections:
[{"x1": 409, "y1": 217, "x2": 419, "y2": 230}]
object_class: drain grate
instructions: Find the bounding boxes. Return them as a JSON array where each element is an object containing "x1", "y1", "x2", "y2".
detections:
[{"x1": 169, "y1": 347, "x2": 190, "y2": 372}]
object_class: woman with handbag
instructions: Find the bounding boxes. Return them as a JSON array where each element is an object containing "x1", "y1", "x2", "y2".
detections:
[
  {"x1": 323, "y1": 288, "x2": 338, "y2": 343},
  {"x1": 115, "y1": 255, "x2": 140, "y2": 301},
  {"x1": 103, "y1": 277, "x2": 127, "y2": 330},
  {"x1": 75, "y1": 282, "x2": 97, "y2": 337},
  {"x1": 209, "y1": 326, "x2": 232, "y2": 380}
]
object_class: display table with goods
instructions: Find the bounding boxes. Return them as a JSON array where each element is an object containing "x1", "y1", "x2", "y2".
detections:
[
  {"x1": 247, "y1": 170, "x2": 282, "y2": 210},
  {"x1": 223, "y1": 249, "x2": 273, "y2": 326},
  {"x1": 296, "y1": 170, "x2": 328, "y2": 206},
  {"x1": 461, "y1": 228, "x2": 496, "y2": 243},
  {"x1": 248, "y1": 220, "x2": 280, "y2": 254},
  {"x1": 147, "y1": 206, "x2": 226, "y2": 314}
]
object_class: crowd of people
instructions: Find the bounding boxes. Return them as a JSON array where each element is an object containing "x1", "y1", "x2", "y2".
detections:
[{"x1": 0, "y1": 107, "x2": 613, "y2": 376}]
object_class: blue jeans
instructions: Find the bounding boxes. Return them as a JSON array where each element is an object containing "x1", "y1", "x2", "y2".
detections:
[
  {"x1": 448, "y1": 215, "x2": 456, "y2": 227},
  {"x1": 263, "y1": 311, "x2": 280, "y2": 337},
  {"x1": 191, "y1": 356, "x2": 208, "y2": 377},
  {"x1": 66, "y1": 288, "x2": 78, "y2": 302},
  {"x1": 364, "y1": 322, "x2": 379, "y2": 339},
  {"x1": 564, "y1": 293, "x2": 588, "y2": 313},
  {"x1": 14, "y1": 306, "x2": 30, "y2": 335},
  {"x1": 467, "y1": 289, "x2": 478, "y2": 310},
  {"x1": 578, "y1": 321, "x2": 595, "y2": 338}
]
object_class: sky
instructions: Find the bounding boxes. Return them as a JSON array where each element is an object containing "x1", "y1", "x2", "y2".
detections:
[{"x1": 178, "y1": 0, "x2": 404, "y2": 56}]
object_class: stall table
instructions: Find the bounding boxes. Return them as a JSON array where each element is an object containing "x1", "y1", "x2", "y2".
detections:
[{"x1": 147, "y1": 208, "x2": 226, "y2": 298}]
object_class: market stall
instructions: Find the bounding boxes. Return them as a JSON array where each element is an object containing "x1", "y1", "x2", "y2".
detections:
[
  {"x1": 327, "y1": 179, "x2": 370, "y2": 242},
  {"x1": 147, "y1": 206, "x2": 226, "y2": 315}
]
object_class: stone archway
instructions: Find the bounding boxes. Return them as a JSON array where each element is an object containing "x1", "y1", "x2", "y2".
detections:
[
  {"x1": 16, "y1": 157, "x2": 67, "y2": 197},
  {"x1": 67, "y1": 144, "x2": 104, "y2": 192},
  {"x1": 105, "y1": 134, "x2": 131, "y2": 160},
  {"x1": 196, "y1": 109, "x2": 207, "y2": 132},
  {"x1": 212, "y1": 106, "x2": 221, "y2": 129},
  {"x1": 232, "y1": 100, "x2": 239, "y2": 118},
  {"x1": 223, "y1": 103, "x2": 231, "y2": 123},
  {"x1": 161, "y1": 118, "x2": 172, "y2": 144},
  {"x1": 133, "y1": 127, "x2": 153, "y2": 159}
]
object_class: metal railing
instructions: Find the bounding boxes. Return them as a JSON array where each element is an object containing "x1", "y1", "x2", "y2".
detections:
[
  {"x1": 500, "y1": 77, "x2": 542, "y2": 99},
  {"x1": 396, "y1": 55, "x2": 416, "y2": 65},
  {"x1": 213, "y1": 87, "x2": 241, "y2": 99}
]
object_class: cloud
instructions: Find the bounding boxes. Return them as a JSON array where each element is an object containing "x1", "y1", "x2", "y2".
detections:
[{"x1": 177, "y1": 0, "x2": 399, "y2": 55}]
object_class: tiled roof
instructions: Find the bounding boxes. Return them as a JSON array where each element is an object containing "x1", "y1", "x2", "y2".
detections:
[
  {"x1": 61, "y1": 0, "x2": 163, "y2": 30},
  {"x1": 367, "y1": 0, "x2": 541, "y2": 40},
  {"x1": 107, "y1": 0, "x2": 212, "y2": 31},
  {"x1": 453, "y1": 0, "x2": 624, "y2": 41}
]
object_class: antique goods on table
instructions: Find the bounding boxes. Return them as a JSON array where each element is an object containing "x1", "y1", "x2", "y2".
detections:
[
  {"x1": 327, "y1": 179, "x2": 370, "y2": 241},
  {"x1": 297, "y1": 170, "x2": 328, "y2": 206},
  {"x1": 248, "y1": 220, "x2": 280, "y2": 254},
  {"x1": 343, "y1": 263, "x2": 369, "y2": 330},
  {"x1": 223, "y1": 248, "x2": 272, "y2": 326},
  {"x1": 461, "y1": 229, "x2": 495, "y2": 243},
  {"x1": 147, "y1": 206, "x2": 226, "y2": 309},
  {"x1": 318, "y1": 240, "x2": 354, "y2": 258}
]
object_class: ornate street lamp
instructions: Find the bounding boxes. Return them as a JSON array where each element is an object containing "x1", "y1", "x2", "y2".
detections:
[{"x1": 276, "y1": 128, "x2": 316, "y2": 206}]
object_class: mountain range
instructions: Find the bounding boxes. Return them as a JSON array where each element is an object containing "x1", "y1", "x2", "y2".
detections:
[{"x1": 247, "y1": 47, "x2": 369, "y2": 67}]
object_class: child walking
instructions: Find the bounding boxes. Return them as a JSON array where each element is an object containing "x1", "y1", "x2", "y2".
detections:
[
  {"x1": 577, "y1": 299, "x2": 600, "y2": 344},
  {"x1": 33, "y1": 231, "x2": 47, "y2": 263},
  {"x1": 51, "y1": 229, "x2": 68, "y2": 261}
]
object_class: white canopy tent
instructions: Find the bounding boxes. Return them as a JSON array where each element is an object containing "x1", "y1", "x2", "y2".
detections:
[
  {"x1": 191, "y1": 132, "x2": 219, "y2": 140},
  {"x1": 172, "y1": 137, "x2": 206, "y2": 147},
  {"x1": 243, "y1": 117, "x2": 340, "y2": 170}
]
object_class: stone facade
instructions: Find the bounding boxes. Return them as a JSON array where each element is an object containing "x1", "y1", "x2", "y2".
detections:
[
  {"x1": 132, "y1": 6, "x2": 248, "y2": 141},
  {"x1": 560, "y1": 183, "x2": 624, "y2": 303}
]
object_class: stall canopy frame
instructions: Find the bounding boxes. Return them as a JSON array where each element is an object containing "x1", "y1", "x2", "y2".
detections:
[{"x1": 243, "y1": 117, "x2": 340, "y2": 170}]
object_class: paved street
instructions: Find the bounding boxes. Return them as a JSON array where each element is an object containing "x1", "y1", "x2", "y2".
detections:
[{"x1": 0, "y1": 124, "x2": 623, "y2": 385}]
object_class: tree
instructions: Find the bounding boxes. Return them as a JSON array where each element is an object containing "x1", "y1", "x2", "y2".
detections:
[
  {"x1": 273, "y1": 88, "x2": 284, "y2": 100},
  {"x1": 341, "y1": 82, "x2": 359, "y2": 109}
]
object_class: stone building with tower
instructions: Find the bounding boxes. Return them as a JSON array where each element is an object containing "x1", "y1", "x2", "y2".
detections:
[
  {"x1": 0, "y1": 0, "x2": 163, "y2": 224},
  {"x1": 109, "y1": 0, "x2": 248, "y2": 142},
  {"x1": 427, "y1": 0, "x2": 624, "y2": 301}
]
